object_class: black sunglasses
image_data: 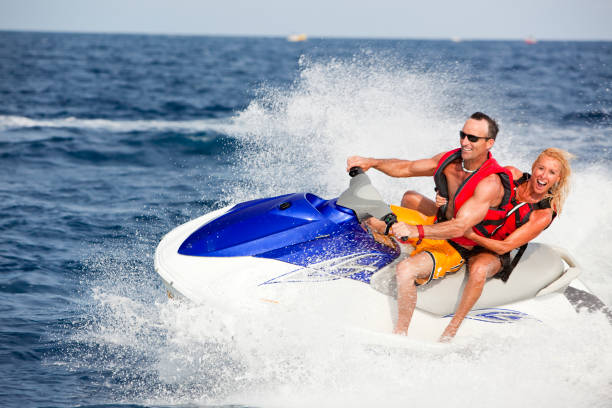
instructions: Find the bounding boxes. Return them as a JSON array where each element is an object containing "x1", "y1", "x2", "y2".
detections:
[{"x1": 460, "y1": 130, "x2": 491, "y2": 143}]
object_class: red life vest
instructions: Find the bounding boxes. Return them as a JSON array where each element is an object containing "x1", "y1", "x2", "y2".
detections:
[
  {"x1": 433, "y1": 148, "x2": 514, "y2": 247},
  {"x1": 490, "y1": 173, "x2": 557, "y2": 282},
  {"x1": 489, "y1": 173, "x2": 556, "y2": 241}
]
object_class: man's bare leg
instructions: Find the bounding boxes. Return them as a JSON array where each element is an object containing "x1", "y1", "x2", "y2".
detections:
[
  {"x1": 439, "y1": 252, "x2": 501, "y2": 342},
  {"x1": 394, "y1": 252, "x2": 434, "y2": 335},
  {"x1": 401, "y1": 190, "x2": 438, "y2": 216},
  {"x1": 364, "y1": 190, "x2": 437, "y2": 234}
]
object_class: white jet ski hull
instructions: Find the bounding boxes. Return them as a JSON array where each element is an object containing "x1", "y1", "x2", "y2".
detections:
[{"x1": 155, "y1": 204, "x2": 605, "y2": 341}]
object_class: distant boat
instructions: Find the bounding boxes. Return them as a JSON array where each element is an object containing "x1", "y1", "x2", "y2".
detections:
[
  {"x1": 287, "y1": 33, "x2": 308, "y2": 42},
  {"x1": 451, "y1": 37, "x2": 462, "y2": 43},
  {"x1": 525, "y1": 36, "x2": 537, "y2": 44}
]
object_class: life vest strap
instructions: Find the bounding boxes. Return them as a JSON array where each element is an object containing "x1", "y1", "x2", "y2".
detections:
[{"x1": 496, "y1": 243, "x2": 529, "y2": 282}]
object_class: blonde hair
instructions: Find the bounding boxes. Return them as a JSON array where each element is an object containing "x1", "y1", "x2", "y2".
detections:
[{"x1": 532, "y1": 148, "x2": 574, "y2": 215}]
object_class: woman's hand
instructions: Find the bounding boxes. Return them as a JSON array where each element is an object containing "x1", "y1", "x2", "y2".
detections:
[
  {"x1": 435, "y1": 192, "x2": 447, "y2": 208},
  {"x1": 464, "y1": 228, "x2": 478, "y2": 240}
]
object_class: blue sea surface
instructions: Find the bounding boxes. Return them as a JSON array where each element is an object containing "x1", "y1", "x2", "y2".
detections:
[{"x1": 0, "y1": 31, "x2": 611, "y2": 407}]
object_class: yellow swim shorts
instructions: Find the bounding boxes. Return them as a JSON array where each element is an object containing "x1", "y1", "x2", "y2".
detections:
[{"x1": 390, "y1": 205, "x2": 465, "y2": 285}]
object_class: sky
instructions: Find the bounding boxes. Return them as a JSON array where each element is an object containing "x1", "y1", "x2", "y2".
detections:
[{"x1": 1, "y1": 0, "x2": 611, "y2": 40}]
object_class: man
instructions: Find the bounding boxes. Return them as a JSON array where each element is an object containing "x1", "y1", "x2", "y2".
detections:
[{"x1": 347, "y1": 112, "x2": 513, "y2": 341}]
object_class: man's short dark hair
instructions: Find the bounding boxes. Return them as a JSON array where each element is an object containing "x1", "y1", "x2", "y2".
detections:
[{"x1": 470, "y1": 112, "x2": 499, "y2": 140}]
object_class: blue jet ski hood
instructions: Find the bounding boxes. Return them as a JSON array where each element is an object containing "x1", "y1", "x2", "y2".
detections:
[{"x1": 178, "y1": 192, "x2": 400, "y2": 268}]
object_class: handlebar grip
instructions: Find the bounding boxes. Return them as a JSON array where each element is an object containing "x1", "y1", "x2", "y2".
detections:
[
  {"x1": 381, "y1": 213, "x2": 410, "y2": 243},
  {"x1": 381, "y1": 213, "x2": 397, "y2": 235},
  {"x1": 349, "y1": 167, "x2": 364, "y2": 177}
]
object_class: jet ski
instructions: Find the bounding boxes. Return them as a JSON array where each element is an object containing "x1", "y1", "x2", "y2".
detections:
[{"x1": 154, "y1": 168, "x2": 610, "y2": 340}]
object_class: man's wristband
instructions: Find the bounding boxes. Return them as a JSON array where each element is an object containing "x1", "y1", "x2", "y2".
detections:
[{"x1": 416, "y1": 224, "x2": 425, "y2": 245}]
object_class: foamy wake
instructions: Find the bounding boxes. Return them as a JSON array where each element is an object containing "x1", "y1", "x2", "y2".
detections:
[
  {"x1": 80, "y1": 287, "x2": 611, "y2": 407},
  {"x1": 0, "y1": 114, "x2": 232, "y2": 134}
]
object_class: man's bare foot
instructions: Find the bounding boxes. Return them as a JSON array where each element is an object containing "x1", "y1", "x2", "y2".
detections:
[
  {"x1": 371, "y1": 229, "x2": 397, "y2": 249},
  {"x1": 393, "y1": 326, "x2": 408, "y2": 336},
  {"x1": 439, "y1": 325, "x2": 459, "y2": 342},
  {"x1": 363, "y1": 217, "x2": 387, "y2": 234},
  {"x1": 361, "y1": 218, "x2": 398, "y2": 249}
]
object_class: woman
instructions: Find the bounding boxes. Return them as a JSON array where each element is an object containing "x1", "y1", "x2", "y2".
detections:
[{"x1": 461, "y1": 147, "x2": 573, "y2": 280}]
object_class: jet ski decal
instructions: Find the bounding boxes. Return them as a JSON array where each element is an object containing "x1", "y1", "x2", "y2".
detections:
[
  {"x1": 444, "y1": 308, "x2": 539, "y2": 324},
  {"x1": 260, "y1": 252, "x2": 389, "y2": 285}
]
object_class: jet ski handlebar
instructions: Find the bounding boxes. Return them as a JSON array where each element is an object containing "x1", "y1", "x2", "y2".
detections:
[
  {"x1": 348, "y1": 166, "x2": 364, "y2": 177},
  {"x1": 340, "y1": 166, "x2": 406, "y2": 240}
]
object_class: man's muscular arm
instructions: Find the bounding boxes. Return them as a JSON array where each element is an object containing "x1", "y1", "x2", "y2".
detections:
[
  {"x1": 391, "y1": 174, "x2": 503, "y2": 240},
  {"x1": 346, "y1": 153, "x2": 443, "y2": 178}
]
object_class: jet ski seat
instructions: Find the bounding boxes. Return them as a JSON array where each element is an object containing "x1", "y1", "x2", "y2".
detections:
[{"x1": 369, "y1": 243, "x2": 581, "y2": 316}]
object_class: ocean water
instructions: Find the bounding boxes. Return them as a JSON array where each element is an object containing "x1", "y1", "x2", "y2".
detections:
[{"x1": 0, "y1": 31, "x2": 611, "y2": 407}]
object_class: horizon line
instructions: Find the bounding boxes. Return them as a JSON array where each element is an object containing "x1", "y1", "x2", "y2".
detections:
[{"x1": 1, "y1": 28, "x2": 611, "y2": 43}]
